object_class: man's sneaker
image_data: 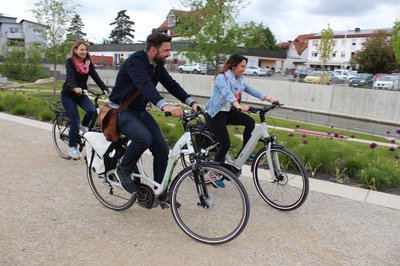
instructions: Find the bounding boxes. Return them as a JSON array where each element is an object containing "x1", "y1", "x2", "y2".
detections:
[
  {"x1": 79, "y1": 124, "x2": 89, "y2": 133},
  {"x1": 207, "y1": 172, "x2": 225, "y2": 188},
  {"x1": 158, "y1": 193, "x2": 181, "y2": 209},
  {"x1": 68, "y1": 146, "x2": 81, "y2": 160},
  {"x1": 115, "y1": 167, "x2": 137, "y2": 194}
]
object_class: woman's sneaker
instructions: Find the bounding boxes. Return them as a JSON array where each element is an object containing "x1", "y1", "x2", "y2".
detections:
[
  {"x1": 207, "y1": 172, "x2": 225, "y2": 188},
  {"x1": 248, "y1": 153, "x2": 256, "y2": 160},
  {"x1": 79, "y1": 124, "x2": 89, "y2": 133},
  {"x1": 68, "y1": 146, "x2": 81, "y2": 160}
]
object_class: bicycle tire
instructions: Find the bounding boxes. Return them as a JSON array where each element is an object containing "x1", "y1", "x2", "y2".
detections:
[
  {"x1": 86, "y1": 150, "x2": 136, "y2": 211},
  {"x1": 169, "y1": 163, "x2": 250, "y2": 244},
  {"x1": 252, "y1": 146, "x2": 309, "y2": 211},
  {"x1": 52, "y1": 115, "x2": 72, "y2": 159}
]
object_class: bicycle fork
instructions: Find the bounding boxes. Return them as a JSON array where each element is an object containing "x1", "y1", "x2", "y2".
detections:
[
  {"x1": 263, "y1": 136, "x2": 281, "y2": 182},
  {"x1": 189, "y1": 153, "x2": 212, "y2": 208}
]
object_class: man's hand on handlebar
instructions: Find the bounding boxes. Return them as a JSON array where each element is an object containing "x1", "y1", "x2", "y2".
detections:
[
  {"x1": 191, "y1": 102, "x2": 201, "y2": 112},
  {"x1": 162, "y1": 105, "x2": 183, "y2": 118}
]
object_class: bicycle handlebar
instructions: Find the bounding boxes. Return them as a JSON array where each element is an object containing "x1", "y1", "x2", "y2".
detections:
[
  {"x1": 84, "y1": 89, "x2": 107, "y2": 97},
  {"x1": 164, "y1": 106, "x2": 204, "y2": 122},
  {"x1": 248, "y1": 102, "x2": 283, "y2": 113}
]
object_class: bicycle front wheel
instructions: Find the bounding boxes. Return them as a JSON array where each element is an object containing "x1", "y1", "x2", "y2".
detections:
[
  {"x1": 52, "y1": 115, "x2": 71, "y2": 159},
  {"x1": 252, "y1": 146, "x2": 309, "y2": 211},
  {"x1": 169, "y1": 163, "x2": 250, "y2": 244}
]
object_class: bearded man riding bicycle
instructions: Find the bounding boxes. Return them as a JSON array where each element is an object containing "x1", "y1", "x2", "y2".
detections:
[{"x1": 109, "y1": 33, "x2": 199, "y2": 194}]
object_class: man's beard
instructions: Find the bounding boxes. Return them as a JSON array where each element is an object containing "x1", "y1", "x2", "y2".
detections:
[{"x1": 154, "y1": 51, "x2": 167, "y2": 65}]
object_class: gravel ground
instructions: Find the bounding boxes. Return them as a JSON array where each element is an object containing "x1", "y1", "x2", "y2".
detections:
[{"x1": 1, "y1": 118, "x2": 400, "y2": 265}]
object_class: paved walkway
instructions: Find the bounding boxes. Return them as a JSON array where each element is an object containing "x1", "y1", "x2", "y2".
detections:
[{"x1": 1, "y1": 112, "x2": 400, "y2": 265}]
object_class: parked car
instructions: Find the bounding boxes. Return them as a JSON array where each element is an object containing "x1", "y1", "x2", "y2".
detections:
[
  {"x1": 206, "y1": 63, "x2": 225, "y2": 75},
  {"x1": 332, "y1": 69, "x2": 356, "y2": 80},
  {"x1": 349, "y1": 73, "x2": 374, "y2": 87},
  {"x1": 263, "y1": 67, "x2": 274, "y2": 77},
  {"x1": 177, "y1": 63, "x2": 206, "y2": 74},
  {"x1": 373, "y1": 75, "x2": 400, "y2": 90},
  {"x1": 284, "y1": 68, "x2": 295, "y2": 75},
  {"x1": 373, "y1": 73, "x2": 388, "y2": 82},
  {"x1": 304, "y1": 71, "x2": 332, "y2": 84},
  {"x1": 243, "y1": 65, "x2": 267, "y2": 76},
  {"x1": 293, "y1": 68, "x2": 312, "y2": 79}
]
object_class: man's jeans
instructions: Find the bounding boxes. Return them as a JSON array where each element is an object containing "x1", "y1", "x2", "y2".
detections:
[
  {"x1": 117, "y1": 109, "x2": 169, "y2": 184},
  {"x1": 61, "y1": 95, "x2": 96, "y2": 147}
]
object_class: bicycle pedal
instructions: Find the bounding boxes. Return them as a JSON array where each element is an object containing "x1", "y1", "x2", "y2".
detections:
[{"x1": 160, "y1": 202, "x2": 169, "y2": 209}]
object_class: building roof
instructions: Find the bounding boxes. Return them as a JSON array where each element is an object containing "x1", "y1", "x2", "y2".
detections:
[
  {"x1": 293, "y1": 34, "x2": 314, "y2": 55},
  {"x1": 309, "y1": 28, "x2": 392, "y2": 39},
  {"x1": 20, "y1": 19, "x2": 47, "y2": 27},
  {"x1": 279, "y1": 41, "x2": 291, "y2": 49}
]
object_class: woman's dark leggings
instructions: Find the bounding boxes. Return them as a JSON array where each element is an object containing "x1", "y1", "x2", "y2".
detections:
[{"x1": 204, "y1": 110, "x2": 255, "y2": 163}]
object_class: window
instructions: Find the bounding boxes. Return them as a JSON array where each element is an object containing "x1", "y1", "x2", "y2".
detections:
[
  {"x1": 167, "y1": 15, "x2": 176, "y2": 27},
  {"x1": 312, "y1": 40, "x2": 318, "y2": 47},
  {"x1": 312, "y1": 52, "x2": 318, "y2": 57},
  {"x1": 332, "y1": 52, "x2": 337, "y2": 58},
  {"x1": 352, "y1": 39, "x2": 357, "y2": 46},
  {"x1": 341, "y1": 39, "x2": 346, "y2": 45},
  {"x1": 9, "y1": 27, "x2": 19, "y2": 33},
  {"x1": 341, "y1": 52, "x2": 346, "y2": 58}
]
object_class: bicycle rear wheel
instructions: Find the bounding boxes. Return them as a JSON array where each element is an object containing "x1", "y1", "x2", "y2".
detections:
[
  {"x1": 252, "y1": 146, "x2": 309, "y2": 211},
  {"x1": 180, "y1": 129, "x2": 219, "y2": 168},
  {"x1": 86, "y1": 154, "x2": 136, "y2": 211},
  {"x1": 52, "y1": 114, "x2": 71, "y2": 159},
  {"x1": 169, "y1": 163, "x2": 250, "y2": 244}
]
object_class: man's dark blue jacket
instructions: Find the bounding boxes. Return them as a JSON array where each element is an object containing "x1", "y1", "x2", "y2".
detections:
[{"x1": 110, "y1": 50, "x2": 192, "y2": 110}]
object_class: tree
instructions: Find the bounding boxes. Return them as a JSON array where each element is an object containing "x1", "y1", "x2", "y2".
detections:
[
  {"x1": 31, "y1": 0, "x2": 75, "y2": 94},
  {"x1": 109, "y1": 10, "x2": 135, "y2": 44},
  {"x1": 240, "y1": 21, "x2": 279, "y2": 49},
  {"x1": 392, "y1": 20, "x2": 400, "y2": 66},
  {"x1": 174, "y1": 0, "x2": 249, "y2": 73},
  {"x1": 351, "y1": 30, "x2": 397, "y2": 74},
  {"x1": 316, "y1": 25, "x2": 335, "y2": 84},
  {"x1": 66, "y1": 14, "x2": 87, "y2": 42},
  {"x1": 0, "y1": 43, "x2": 48, "y2": 81}
]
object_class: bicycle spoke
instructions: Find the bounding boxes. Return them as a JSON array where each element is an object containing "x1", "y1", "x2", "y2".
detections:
[{"x1": 170, "y1": 164, "x2": 250, "y2": 244}]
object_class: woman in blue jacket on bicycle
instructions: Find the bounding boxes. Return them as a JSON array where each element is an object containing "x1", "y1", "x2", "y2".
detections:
[
  {"x1": 61, "y1": 41, "x2": 110, "y2": 160},
  {"x1": 205, "y1": 54, "x2": 279, "y2": 186}
]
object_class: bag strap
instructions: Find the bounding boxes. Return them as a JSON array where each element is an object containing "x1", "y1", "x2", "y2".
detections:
[{"x1": 115, "y1": 90, "x2": 140, "y2": 115}]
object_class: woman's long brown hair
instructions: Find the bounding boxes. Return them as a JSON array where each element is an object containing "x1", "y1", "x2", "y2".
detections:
[
  {"x1": 70, "y1": 41, "x2": 91, "y2": 61},
  {"x1": 218, "y1": 54, "x2": 248, "y2": 74}
]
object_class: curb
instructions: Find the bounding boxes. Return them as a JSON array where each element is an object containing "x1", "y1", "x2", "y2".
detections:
[{"x1": 1, "y1": 111, "x2": 399, "y2": 210}]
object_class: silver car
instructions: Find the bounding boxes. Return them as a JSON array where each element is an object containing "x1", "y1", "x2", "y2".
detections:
[
  {"x1": 373, "y1": 75, "x2": 400, "y2": 90},
  {"x1": 244, "y1": 66, "x2": 267, "y2": 76}
]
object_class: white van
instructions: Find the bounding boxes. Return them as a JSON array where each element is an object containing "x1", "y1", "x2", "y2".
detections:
[{"x1": 333, "y1": 69, "x2": 356, "y2": 80}]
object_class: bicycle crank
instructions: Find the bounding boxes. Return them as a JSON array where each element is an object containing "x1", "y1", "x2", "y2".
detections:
[{"x1": 136, "y1": 183, "x2": 156, "y2": 209}]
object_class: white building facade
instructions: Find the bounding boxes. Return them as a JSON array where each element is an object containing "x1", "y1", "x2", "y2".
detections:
[
  {"x1": 306, "y1": 27, "x2": 392, "y2": 70},
  {"x1": 0, "y1": 15, "x2": 47, "y2": 54}
]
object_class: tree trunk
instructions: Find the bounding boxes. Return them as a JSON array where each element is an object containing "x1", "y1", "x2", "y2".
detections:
[{"x1": 53, "y1": 63, "x2": 57, "y2": 96}]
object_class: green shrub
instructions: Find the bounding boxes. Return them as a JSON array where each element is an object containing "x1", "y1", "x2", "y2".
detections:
[
  {"x1": 11, "y1": 103, "x2": 28, "y2": 115},
  {"x1": 39, "y1": 109, "x2": 54, "y2": 121}
]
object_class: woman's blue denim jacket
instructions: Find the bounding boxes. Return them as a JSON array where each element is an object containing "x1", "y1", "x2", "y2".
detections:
[{"x1": 205, "y1": 73, "x2": 267, "y2": 118}]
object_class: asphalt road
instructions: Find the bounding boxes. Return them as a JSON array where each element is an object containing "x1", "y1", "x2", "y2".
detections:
[{"x1": 1, "y1": 117, "x2": 400, "y2": 265}]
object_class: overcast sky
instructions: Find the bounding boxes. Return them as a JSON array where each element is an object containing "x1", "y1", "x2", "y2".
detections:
[{"x1": 2, "y1": 0, "x2": 399, "y2": 43}]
